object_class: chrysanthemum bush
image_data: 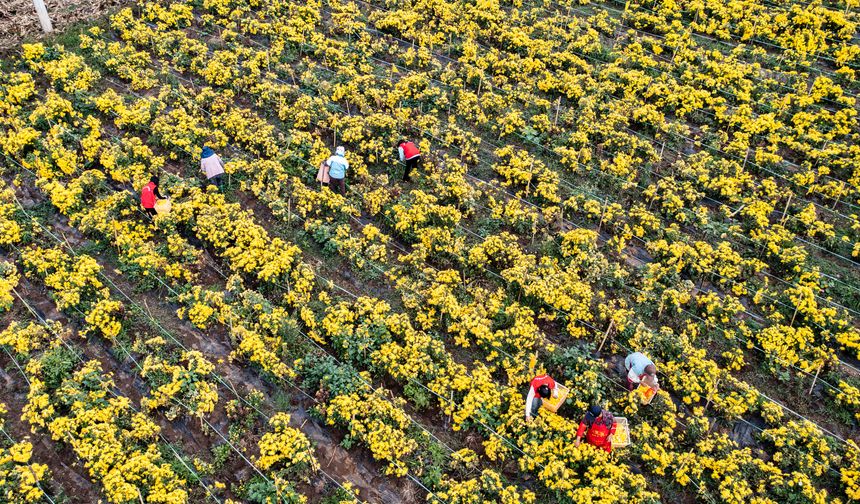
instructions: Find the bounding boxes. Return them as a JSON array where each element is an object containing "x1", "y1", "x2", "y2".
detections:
[
  {"x1": 139, "y1": 349, "x2": 220, "y2": 420},
  {"x1": 0, "y1": 402, "x2": 52, "y2": 504},
  {"x1": 21, "y1": 246, "x2": 124, "y2": 340}
]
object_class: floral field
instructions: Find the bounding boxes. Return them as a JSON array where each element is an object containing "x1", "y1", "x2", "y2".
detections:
[{"x1": 0, "y1": 0, "x2": 859, "y2": 502}]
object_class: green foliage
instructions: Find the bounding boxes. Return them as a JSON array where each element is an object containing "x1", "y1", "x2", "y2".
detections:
[
  {"x1": 403, "y1": 381, "x2": 431, "y2": 410},
  {"x1": 211, "y1": 442, "x2": 232, "y2": 471},
  {"x1": 406, "y1": 431, "x2": 447, "y2": 488},
  {"x1": 160, "y1": 444, "x2": 201, "y2": 483},
  {"x1": 299, "y1": 355, "x2": 363, "y2": 398},
  {"x1": 241, "y1": 476, "x2": 305, "y2": 504},
  {"x1": 546, "y1": 342, "x2": 607, "y2": 408},
  {"x1": 39, "y1": 345, "x2": 79, "y2": 390}
]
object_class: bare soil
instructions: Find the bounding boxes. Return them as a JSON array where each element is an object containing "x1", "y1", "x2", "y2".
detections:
[{"x1": 0, "y1": 0, "x2": 127, "y2": 50}]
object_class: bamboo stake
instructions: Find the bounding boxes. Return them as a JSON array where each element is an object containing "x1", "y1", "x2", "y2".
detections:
[
  {"x1": 597, "y1": 319, "x2": 615, "y2": 353},
  {"x1": 780, "y1": 194, "x2": 793, "y2": 224},
  {"x1": 729, "y1": 204, "x2": 746, "y2": 218},
  {"x1": 832, "y1": 182, "x2": 844, "y2": 210},
  {"x1": 32, "y1": 0, "x2": 53, "y2": 33},
  {"x1": 597, "y1": 200, "x2": 607, "y2": 235},
  {"x1": 809, "y1": 364, "x2": 823, "y2": 395},
  {"x1": 703, "y1": 379, "x2": 720, "y2": 413}
]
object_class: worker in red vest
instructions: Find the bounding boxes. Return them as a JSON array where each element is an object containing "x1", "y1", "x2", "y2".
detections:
[
  {"x1": 140, "y1": 175, "x2": 164, "y2": 217},
  {"x1": 575, "y1": 405, "x2": 616, "y2": 453},
  {"x1": 397, "y1": 139, "x2": 421, "y2": 182},
  {"x1": 525, "y1": 373, "x2": 558, "y2": 422}
]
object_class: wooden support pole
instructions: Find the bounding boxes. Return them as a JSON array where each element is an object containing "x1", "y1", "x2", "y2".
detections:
[
  {"x1": 447, "y1": 390, "x2": 453, "y2": 428},
  {"x1": 808, "y1": 364, "x2": 822, "y2": 395},
  {"x1": 33, "y1": 0, "x2": 53, "y2": 33},
  {"x1": 832, "y1": 182, "x2": 844, "y2": 210},
  {"x1": 729, "y1": 203, "x2": 745, "y2": 218},
  {"x1": 780, "y1": 194, "x2": 793, "y2": 224},
  {"x1": 597, "y1": 320, "x2": 615, "y2": 353},
  {"x1": 832, "y1": 192, "x2": 842, "y2": 210},
  {"x1": 596, "y1": 200, "x2": 607, "y2": 235},
  {"x1": 703, "y1": 379, "x2": 720, "y2": 413}
]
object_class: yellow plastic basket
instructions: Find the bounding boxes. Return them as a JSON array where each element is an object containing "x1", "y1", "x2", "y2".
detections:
[
  {"x1": 540, "y1": 383, "x2": 569, "y2": 413},
  {"x1": 612, "y1": 417, "x2": 631, "y2": 448},
  {"x1": 154, "y1": 198, "x2": 172, "y2": 215},
  {"x1": 637, "y1": 384, "x2": 657, "y2": 405}
]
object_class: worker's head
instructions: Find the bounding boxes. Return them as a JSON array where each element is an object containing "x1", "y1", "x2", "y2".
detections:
[
  {"x1": 537, "y1": 384, "x2": 551, "y2": 399},
  {"x1": 201, "y1": 146, "x2": 214, "y2": 159},
  {"x1": 644, "y1": 364, "x2": 657, "y2": 377},
  {"x1": 584, "y1": 405, "x2": 601, "y2": 425},
  {"x1": 398, "y1": 138, "x2": 406, "y2": 146},
  {"x1": 599, "y1": 409, "x2": 614, "y2": 427},
  {"x1": 336, "y1": 146, "x2": 345, "y2": 156},
  {"x1": 150, "y1": 175, "x2": 160, "y2": 186}
]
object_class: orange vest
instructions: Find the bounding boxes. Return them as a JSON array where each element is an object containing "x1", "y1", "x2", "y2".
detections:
[
  {"x1": 141, "y1": 182, "x2": 157, "y2": 208},
  {"x1": 576, "y1": 419, "x2": 616, "y2": 453},
  {"x1": 530, "y1": 374, "x2": 555, "y2": 393},
  {"x1": 400, "y1": 141, "x2": 421, "y2": 160}
]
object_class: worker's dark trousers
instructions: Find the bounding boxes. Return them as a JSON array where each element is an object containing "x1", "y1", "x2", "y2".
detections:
[
  {"x1": 328, "y1": 177, "x2": 346, "y2": 195},
  {"x1": 403, "y1": 156, "x2": 420, "y2": 181},
  {"x1": 144, "y1": 207, "x2": 157, "y2": 217},
  {"x1": 207, "y1": 173, "x2": 224, "y2": 189},
  {"x1": 531, "y1": 398, "x2": 542, "y2": 417}
]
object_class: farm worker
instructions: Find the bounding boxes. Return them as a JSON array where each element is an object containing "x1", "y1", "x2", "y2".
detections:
[
  {"x1": 624, "y1": 352, "x2": 659, "y2": 391},
  {"x1": 200, "y1": 146, "x2": 225, "y2": 189},
  {"x1": 140, "y1": 175, "x2": 164, "y2": 217},
  {"x1": 397, "y1": 139, "x2": 421, "y2": 182},
  {"x1": 575, "y1": 405, "x2": 616, "y2": 453},
  {"x1": 325, "y1": 146, "x2": 349, "y2": 196},
  {"x1": 525, "y1": 372, "x2": 559, "y2": 422}
]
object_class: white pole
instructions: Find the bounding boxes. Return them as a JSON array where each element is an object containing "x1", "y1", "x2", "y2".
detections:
[{"x1": 33, "y1": 0, "x2": 53, "y2": 33}]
